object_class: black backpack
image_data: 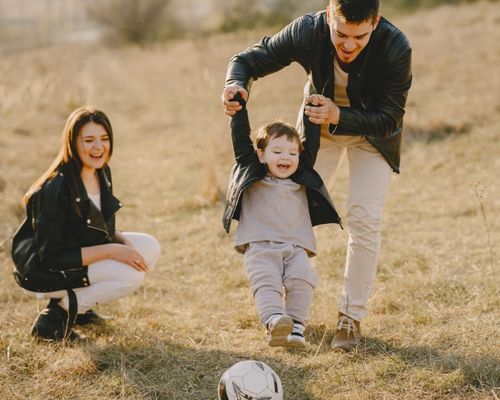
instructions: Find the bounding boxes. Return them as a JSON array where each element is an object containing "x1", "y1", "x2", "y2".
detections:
[{"x1": 11, "y1": 192, "x2": 69, "y2": 292}]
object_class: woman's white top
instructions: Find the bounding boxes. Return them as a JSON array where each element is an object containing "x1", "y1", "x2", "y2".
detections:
[{"x1": 88, "y1": 192, "x2": 102, "y2": 211}]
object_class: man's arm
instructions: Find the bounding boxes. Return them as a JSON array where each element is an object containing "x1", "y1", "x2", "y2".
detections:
[
  {"x1": 335, "y1": 44, "x2": 412, "y2": 138},
  {"x1": 304, "y1": 38, "x2": 412, "y2": 139},
  {"x1": 222, "y1": 15, "x2": 312, "y2": 115}
]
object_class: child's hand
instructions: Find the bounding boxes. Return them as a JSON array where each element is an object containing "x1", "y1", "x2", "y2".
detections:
[{"x1": 304, "y1": 94, "x2": 340, "y2": 125}]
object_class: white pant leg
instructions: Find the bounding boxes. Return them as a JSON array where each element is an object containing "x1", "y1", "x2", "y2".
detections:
[
  {"x1": 30, "y1": 232, "x2": 161, "y2": 313},
  {"x1": 315, "y1": 135, "x2": 392, "y2": 321},
  {"x1": 122, "y1": 232, "x2": 161, "y2": 269},
  {"x1": 314, "y1": 128, "x2": 347, "y2": 188},
  {"x1": 342, "y1": 139, "x2": 392, "y2": 320}
]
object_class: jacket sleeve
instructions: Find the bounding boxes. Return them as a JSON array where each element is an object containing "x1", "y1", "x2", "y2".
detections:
[
  {"x1": 33, "y1": 182, "x2": 83, "y2": 270},
  {"x1": 334, "y1": 37, "x2": 412, "y2": 139},
  {"x1": 230, "y1": 95, "x2": 257, "y2": 163},
  {"x1": 225, "y1": 15, "x2": 313, "y2": 91},
  {"x1": 300, "y1": 105, "x2": 321, "y2": 168}
]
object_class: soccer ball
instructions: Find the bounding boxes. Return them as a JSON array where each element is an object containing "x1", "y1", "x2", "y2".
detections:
[{"x1": 218, "y1": 360, "x2": 283, "y2": 400}]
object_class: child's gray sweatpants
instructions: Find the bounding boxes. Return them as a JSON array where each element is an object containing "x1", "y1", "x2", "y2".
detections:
[{"x1": 243, "y1": 241, "x2": 318, "y2": 325}]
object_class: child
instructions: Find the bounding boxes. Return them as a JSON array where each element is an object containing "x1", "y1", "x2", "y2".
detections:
[{"x1": 223, "y1": 94, "x2": 341, "y2": 348}]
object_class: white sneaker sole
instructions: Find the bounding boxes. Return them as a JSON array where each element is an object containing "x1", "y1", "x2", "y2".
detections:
[{"x1": 286, "y1": 335, "x2": 306, "y2": 349}]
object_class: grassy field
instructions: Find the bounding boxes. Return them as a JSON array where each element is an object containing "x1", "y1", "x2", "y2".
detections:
[{"x1": 0, "y1": 1, "x2": 499, "y2": 399}]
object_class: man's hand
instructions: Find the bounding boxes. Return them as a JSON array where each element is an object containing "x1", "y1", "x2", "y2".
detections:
[
  {"x1": 304, "y1": 94, "x2": 340, "y2": 125},
  {"x1": 221, "y1": 86, "x2": 249, "y2": 116}
]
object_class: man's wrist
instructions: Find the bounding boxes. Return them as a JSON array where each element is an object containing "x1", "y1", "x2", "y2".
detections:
[{"x1": 329, "y1": 104, "x2": 340, "y2": 125}]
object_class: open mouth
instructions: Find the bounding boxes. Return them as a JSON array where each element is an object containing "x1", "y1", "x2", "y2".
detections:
[
  {"x1": 277, "y1": 163, "x2": 290, "y2": 170},
  {"x1": 90, "y1": 154, "x2": 104, "y2": 161},
  {"x1": 340, "y1": 48, "x2": 356, "y2": 58}
]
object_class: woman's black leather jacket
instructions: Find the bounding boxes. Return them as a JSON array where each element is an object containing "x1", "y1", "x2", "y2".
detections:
[{"x1": 12, "y1": 163, "x2": 122, "y2": 290}]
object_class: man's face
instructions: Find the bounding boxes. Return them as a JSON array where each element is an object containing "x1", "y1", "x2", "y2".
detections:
[{"x1": 327, "y1": 7, "x2": 380, "y2": 65}]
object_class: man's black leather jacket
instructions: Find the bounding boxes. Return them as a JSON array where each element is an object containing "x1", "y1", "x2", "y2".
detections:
[
  {"x1": 222, "y1": 99, "x2": 341, "y2": 233},
  {"x1": 225, "y1": 11, "x2": 412, "y2": 173}
]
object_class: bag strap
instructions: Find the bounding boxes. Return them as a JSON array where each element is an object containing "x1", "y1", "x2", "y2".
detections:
[{"x1": 64, "y1": 289, "x2": 78, "y2": 340}]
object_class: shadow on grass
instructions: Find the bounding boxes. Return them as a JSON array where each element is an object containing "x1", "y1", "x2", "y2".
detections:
[
  {"x1": 86, "y1": 336, "x2": 316, "y2": 400},
  {"x1": 358, "y1": 337, "x2": 499, "y2": 391},
  {"x1": 301, "y1": 323, "x2": 499, "y2": 394},
  {"x1": 305, "y1": 323, "x2": 335, "y2": 349}
]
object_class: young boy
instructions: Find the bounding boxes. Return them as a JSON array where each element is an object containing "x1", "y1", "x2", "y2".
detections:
[{"x1": 223, "y1": 94, "x2": 341, "y2": 348}]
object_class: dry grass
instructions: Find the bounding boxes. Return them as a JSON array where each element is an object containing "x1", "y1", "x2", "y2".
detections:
[{"x1": 0, "y1": 2, "x2": 499, "y2": 399}]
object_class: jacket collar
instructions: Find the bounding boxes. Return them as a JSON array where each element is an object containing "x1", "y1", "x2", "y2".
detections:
[{"x1": 60, "y1": 163, "x2": 122, "y2": 233}]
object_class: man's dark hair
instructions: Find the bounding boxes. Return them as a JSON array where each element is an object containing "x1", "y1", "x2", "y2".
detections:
[{"x1": 330, "y1": 0, "x2": 380, "y2": 23}]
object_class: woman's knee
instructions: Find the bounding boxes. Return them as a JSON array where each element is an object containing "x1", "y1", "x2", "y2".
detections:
[
  {"x1": 118, "y1": 267, "x2": 146, "y2": 289},
  {"x1": 144, "y1": 235, "x2": 161, "y2": 267},
  {"x1": 123, "y1": 232, "x2": 161, "y2": 268}
]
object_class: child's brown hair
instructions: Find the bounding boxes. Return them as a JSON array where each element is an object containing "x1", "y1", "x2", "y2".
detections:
[{"x1": 255, "y1": 121, "x2": 304, "y2": 152}]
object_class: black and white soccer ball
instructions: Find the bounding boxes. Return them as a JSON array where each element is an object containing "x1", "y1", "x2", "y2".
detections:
[{"x1": 218, "y1": 360, "x2": 283, "y2": 400}]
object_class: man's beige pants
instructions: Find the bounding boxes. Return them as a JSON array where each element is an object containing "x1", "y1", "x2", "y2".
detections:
[{"x1": 315, "y1": 133, "x2": 392, "y2": 321}]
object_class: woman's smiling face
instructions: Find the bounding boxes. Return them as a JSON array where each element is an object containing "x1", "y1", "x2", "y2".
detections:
[{"x1": 76, "y1": 121, "x2": 111, "y2": 172}]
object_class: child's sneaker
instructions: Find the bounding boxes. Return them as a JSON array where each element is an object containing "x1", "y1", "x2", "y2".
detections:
[
  {"x1": 266, "y1": 314, "x2": 293, "y2": 347},
  {"x1": 287, "y1": 322, "x2": 306, "y2": 349}
]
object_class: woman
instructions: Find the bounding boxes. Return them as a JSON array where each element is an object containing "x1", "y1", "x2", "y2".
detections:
[{"x1": 11, "y1": 106, "x2": 161, "y2": 341}]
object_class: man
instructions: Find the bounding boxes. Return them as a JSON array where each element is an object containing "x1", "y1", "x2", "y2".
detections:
[{"x1": 221, "y1": 0, "x2": 412, "y2": 351}]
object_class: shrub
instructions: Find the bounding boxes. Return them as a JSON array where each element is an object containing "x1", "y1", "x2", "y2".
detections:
[
  {"x1": 383, "y1": 0, "x2": 487, "y2": 14},
  {"x1": 216, "y1": 0, "x2": 325, "y2": 33},
  {"x1": 86, "y1": 0, "x2": 182, "y2": 44}
]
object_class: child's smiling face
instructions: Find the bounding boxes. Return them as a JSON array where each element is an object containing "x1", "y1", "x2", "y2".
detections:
[{"x1": 257, "y1": 135, "x2": 300, "y2": 179}]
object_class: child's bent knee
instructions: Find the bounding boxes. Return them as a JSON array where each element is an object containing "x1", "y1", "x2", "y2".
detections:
[{"x1": 284, "y1": 277, "x2": 316, "y2": 291}]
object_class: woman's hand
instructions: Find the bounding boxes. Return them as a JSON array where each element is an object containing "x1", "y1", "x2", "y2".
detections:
[
  {"x1": 304, "y1": 94, "x2": 340, "y2": 125},
  {"x1": 108, "y1": 243, "x2": 149, "y2": 272},
  {"x1": 81, "y1": 242, "x2": 149, "y2": 272}
]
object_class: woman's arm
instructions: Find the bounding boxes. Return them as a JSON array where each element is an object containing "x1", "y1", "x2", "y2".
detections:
[
  {"x1": 81, "y1": 242, "x2": 148, "y2": 272},
  {"x1": 34, "y1": 183, "x2": 83, "y2": 270},
  {"x1": 35, "y1": 181, "x2": 148, "y2": 272}
]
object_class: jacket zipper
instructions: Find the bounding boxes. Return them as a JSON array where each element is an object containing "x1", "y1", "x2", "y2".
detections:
[{"x1": 87, "y1": 224, "x2": 108, "y2": 235}]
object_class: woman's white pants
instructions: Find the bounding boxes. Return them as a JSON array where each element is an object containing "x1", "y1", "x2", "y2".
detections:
[{"x1": 29, "y1": 232, "x2": 161, "y2": 314}]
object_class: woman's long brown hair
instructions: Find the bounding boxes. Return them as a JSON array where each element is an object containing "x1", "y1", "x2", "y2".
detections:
[{"x1": 23, "y1": 106, "x2": 113, "y2": 205}]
